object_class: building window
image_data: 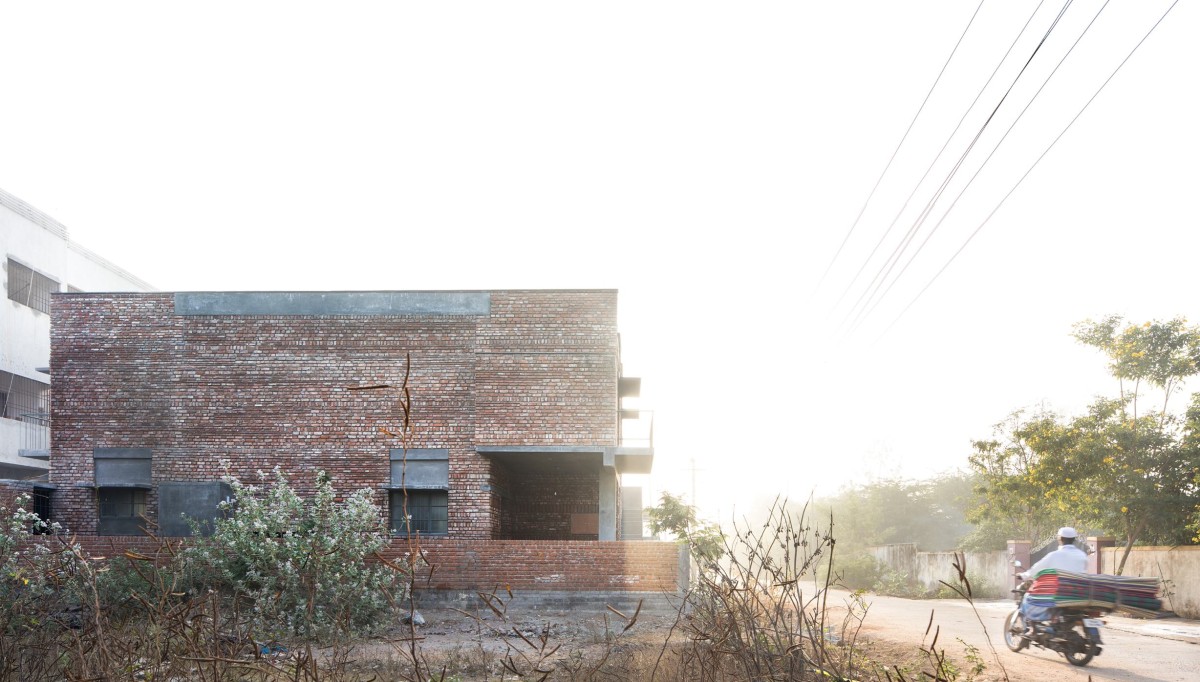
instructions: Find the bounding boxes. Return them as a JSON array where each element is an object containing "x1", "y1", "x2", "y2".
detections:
[
  {"x1": 99, "y1": 488, "x2": 147, "y2": 518},
  {"x1": 31, "y1": 486, "x2": 53, "y2": 534},
  {"x1": 389, "y1": 490, "x2": 448, "y2": 535},
  {"x1": 389, "y1": 448, "x2": 449, "y2": 535},
  {"x1": 0, "y1": 371, "x2": 50, "y2": 421},
  {"x1": 94, "y1": 447, "x2": 153, "y2": 536},
  {"x1": 6, "y1": 258, "x2": 60, "y2": 314},
  {"x1": 98, "y1": 488, "x2": 147, "y2": 535}
]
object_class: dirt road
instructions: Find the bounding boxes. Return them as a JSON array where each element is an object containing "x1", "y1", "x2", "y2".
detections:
[{"x1": 828, "y1": 590, "x2": 1200, "y2": 681}]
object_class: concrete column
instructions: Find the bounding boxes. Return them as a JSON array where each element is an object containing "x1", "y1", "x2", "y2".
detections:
[{"x1": 598, "y1": 467, "x2": 618, "y2": 541}]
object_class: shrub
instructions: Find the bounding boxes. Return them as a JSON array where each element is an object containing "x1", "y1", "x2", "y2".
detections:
[
  {"x1": 181, "y1": 468, "x2": 406, "y2": 640},
  {"x1": 831, "y1": 552, "x2": 885, "y2": 590},
  {"x1": 0, "y1": 495, "x2": 86, "y2": 632},
  {"x1": 873, "y1": 567, "x2": 924, "y2": 598}
]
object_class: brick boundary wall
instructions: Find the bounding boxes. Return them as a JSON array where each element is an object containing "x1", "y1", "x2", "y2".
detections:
[
  {"x1": 386, "y1": 539, "x2": 683, "y2": 592},
  {"x1": 55, "y1": 536, "x2": 683, "y2": 594}
]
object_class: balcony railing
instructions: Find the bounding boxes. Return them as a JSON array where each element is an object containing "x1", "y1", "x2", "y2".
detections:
[
  {"x1": 18, "y1": 413, "x2": 50, "y2": 459},
  {"x1": 619, "y1": 409, "x2": 654, "y2": 450}
]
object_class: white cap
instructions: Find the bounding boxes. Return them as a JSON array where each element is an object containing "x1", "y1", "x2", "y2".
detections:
[{"x1": 1058, "y1": 526, "x2": 1078, "y2": 539}]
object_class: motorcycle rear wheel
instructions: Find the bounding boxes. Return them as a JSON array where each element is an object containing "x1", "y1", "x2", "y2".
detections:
[
  {"x1": 1063, "y1": 627, "x2": 1097, "y2": 667},
  {"x1": 1003, "y1": 611, "x2": 1028, "y2": 652}
]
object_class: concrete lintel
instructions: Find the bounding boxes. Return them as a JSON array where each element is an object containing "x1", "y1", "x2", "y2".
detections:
[
  {"x1": 389, "y1": 448, "x2": 449, "y2": 461},
  {"x1": 93, "y1": 447, "x2": 152, "y2": 459},
  {"x1": 175, "y1": 291, "x2": 491, "y2": 316},
  {"x1": 476, "y1": 446, "x2": 607, "y2": 456}
]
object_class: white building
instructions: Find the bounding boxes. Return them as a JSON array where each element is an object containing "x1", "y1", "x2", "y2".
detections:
[{"x1": 1, "y1": 187, "x2": 154, "y2": 479}]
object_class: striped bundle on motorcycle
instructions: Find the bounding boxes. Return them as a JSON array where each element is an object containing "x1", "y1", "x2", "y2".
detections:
[{"x1": 1027, "y1": 569, "x2": 1161, "y2": 617}]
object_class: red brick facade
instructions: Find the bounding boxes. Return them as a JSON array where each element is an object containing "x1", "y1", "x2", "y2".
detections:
[
  {"x1": 0, "y1": 480, "x2": 33, "y2": 514},
  {"x1": 48, "y1": 290, "x2": 650, "y2": 550},
  {"x1": 59, "y1": 536, "x2": 682, "y2": 594}
]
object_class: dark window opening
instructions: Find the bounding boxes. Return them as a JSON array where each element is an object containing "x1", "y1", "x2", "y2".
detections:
[
  {"x1": 6, "y1": 258, "x2": 59, "y2": 314},
  {"x1": 31, "y1": 487, "x2": 53, "y2": 534},
  {"x1": 100, "y1": 488, "x2": 146, "y2": 517},
  {"x1": 98, "y1": 488, "x2": 147, "y2": 536},
  {"x1": 390, "y1": 490, "x2": 448, "y2": 535}
]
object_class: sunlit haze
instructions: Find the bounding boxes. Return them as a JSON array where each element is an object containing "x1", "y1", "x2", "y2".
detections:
[{"x1": 2, "y1": 1, "x2": 1196, "y2": 523}]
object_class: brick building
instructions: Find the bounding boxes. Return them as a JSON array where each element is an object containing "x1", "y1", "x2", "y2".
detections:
[{"x1": 48, "y1": 289, "x2": 654, "y2": 542}]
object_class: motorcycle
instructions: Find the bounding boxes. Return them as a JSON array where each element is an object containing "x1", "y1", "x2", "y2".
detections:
[{"x1": 1003, "y1": 560, "x2": 1106, "y2": 667}]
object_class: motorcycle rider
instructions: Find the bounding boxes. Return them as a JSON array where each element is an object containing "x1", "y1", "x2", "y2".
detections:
[
  {"x1": 1021, "y1": 527, "x2": 1088, "y2": 579},
  {"x1": 1018, "y1": 527, "x2": 1089, "y2": 633}
]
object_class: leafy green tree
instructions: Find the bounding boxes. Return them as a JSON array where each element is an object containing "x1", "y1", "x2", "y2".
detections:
[
  {"x1": 965, "y1": 410, "x2": 1075, "y2": 550},
  {"x1": 814, "y1": 474, "x2": 975, "y2": 552},
  {"x1": 1050, "y1": 399, "x2": 1192, "y2": 553},
  {"x1": 967, "y1": 317, "x2": 1200, "y2": 572},
  {"x1": 1069, "y1": 317, "x2": 1200, "y2": 572},
  {"x1": 646, "y1": 491, "x2": 724, "y2": 570},
  {"x1": 1073, "y1": 316, "x2": 1200, "y2": 419}
]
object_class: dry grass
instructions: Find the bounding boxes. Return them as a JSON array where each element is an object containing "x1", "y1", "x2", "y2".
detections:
[{"x1": 1, "y1": 500, "x2": 1001, "y2": 682}]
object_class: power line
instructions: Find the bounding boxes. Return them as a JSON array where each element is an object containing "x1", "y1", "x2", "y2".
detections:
[
  {"x1": 875, "y1": 0, "x2": 1182, "y2": 342},
  {"x1": 830, "y1": 0, "x2": 1050, "y2": 316},
  {"x1": 856, "y1": 0, "x2": 1107, "y2": 332},
  {"x1": 815, "y1": 0, "x2": 987, "y2": 294},
  {"x1": 844, "y1": 0, "x2": 1078, "y2": 334}
]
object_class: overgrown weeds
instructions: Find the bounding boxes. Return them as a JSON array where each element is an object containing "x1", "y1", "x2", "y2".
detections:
[
  {"x1": 2, "y1": 487, "x2": 1007, "y2": 681},
  {"x1": 0, "y1": 473, "x2": 414, "y2": 682}
]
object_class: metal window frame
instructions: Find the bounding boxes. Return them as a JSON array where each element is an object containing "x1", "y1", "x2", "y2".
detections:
[
  {"x1": 389, "y1": 489, "x2": 448, "y2": 535},
  {"x1": 6, "y1": 258, "x2": 60, "y2": 314},
  {"x1": 0, "y1": 371, "x2": 50, "y2": 421}
]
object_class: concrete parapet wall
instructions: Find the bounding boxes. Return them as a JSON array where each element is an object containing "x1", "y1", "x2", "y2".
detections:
[{"x1": 1100, "y1": 545, "x2": 1200, "y2": 619}]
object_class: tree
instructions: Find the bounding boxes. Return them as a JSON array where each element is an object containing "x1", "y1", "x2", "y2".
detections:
[
  {"x1": 646, "y1": 491, "x2": 724, "y2": 570},
  {"x1": 967, "y1": 317, "x2": 1200, "y2": 574},
  {"x1": 965, "y1": 410, "x2": 1075, "y2": 550},
  {"x1": 814, "y1": 474, "x2": 975, "y2": 552},
  {"x1": 1069, "y1": 317, "x2": 1200, "y2": 572},
  {"x1": 1073, "y1": 316, "x2": 1200, "y2": 419}
]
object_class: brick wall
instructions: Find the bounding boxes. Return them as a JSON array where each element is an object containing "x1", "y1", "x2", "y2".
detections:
[
  {"x1": 475, "y1": 291, "x2": 618, "y2": 447},
  {"x1": 0, "y1": 480, "x2": 34, "y2": 512},
  {"x1": 388, "y1": 538, "x2": 682, "y2": 592},
  {"x1": 50, "y1": 290, "x2": 622, "y2": 541},
  {"x1": 58, "y1": 536, "x2": 682, "y2": 594}
]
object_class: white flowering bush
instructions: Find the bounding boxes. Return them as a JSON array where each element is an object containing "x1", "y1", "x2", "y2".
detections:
[
  {"x1": 0, "y1": 494, "x2": 42, "y2": 632},
  {"x1": 1, "y1": 496, "x2": 76, "y2": 629},
  {"x1": 181, "y1": 468, "x2": 406, "y2": 640}
]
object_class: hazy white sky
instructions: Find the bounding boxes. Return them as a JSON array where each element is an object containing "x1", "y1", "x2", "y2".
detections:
[{"x1": 2, "y1": 1, "x2": 1196, "y2": 519}]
